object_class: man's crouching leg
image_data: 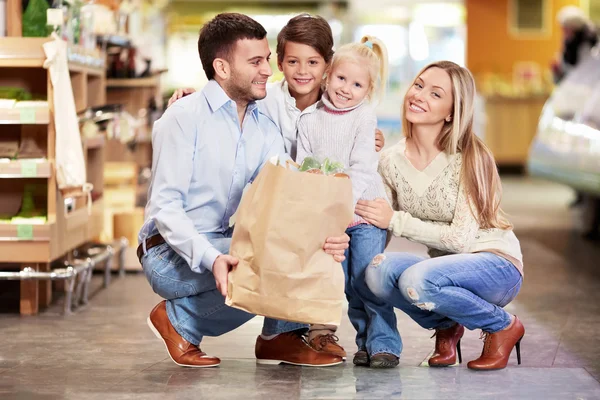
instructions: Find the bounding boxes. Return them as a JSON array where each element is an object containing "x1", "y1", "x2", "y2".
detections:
[{"x1": 142, "y1": 243, "x2": 253, "y2": 368}]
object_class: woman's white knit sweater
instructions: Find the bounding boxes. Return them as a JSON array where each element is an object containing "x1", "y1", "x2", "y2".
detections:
[{"x1": 379, "y1": 138, "x2": 524, "y2": 275}]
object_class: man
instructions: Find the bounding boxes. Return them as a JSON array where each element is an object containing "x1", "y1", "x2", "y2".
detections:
[{"x1": 139, "y1": 13, "x2": 348, "y2": 368}]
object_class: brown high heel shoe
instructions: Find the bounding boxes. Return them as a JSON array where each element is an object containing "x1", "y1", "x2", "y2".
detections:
[
  {"x1": 428, "y1": 324, "x2": 464, "y2": 367},
  {"x1": 467, "y1": 316, "x2": 525, "y2": 371}
]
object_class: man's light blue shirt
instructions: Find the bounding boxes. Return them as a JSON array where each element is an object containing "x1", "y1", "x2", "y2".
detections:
[{"x1": 138, "y1": 80, "x2": 285, "y2": 273}]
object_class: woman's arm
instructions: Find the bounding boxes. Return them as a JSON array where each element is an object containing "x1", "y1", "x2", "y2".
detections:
[
  {"x1": 357, "y1": 159, "x2": 480, "y2": 254},
  {"x1": 388, "y1": 181, "x2": 480, "y2": 253}
]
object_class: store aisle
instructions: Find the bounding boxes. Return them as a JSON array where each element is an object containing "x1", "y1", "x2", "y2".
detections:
[{"x1": 1, "y1": 177, "x2": 600, "y2": 399}]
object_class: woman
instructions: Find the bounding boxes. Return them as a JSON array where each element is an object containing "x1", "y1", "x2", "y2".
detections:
[{"x1": 355, "y1": 61, "x2": 524, "y2": 370}]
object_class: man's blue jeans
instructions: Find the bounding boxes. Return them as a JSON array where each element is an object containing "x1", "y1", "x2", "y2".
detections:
[
  {"x1": 344, "y1": 224, "x2": 402, "y2": 357},
  {"x1": 365, "y1": 252, "x2": 523, "y2": 337},
  {"x1": 141, "y1": 230, "x2": 307, "y2": 345}
]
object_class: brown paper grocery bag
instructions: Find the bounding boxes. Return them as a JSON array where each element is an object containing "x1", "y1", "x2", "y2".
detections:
[{"x1": 226, "y1": 162, "x2": 354, "y2": 325}]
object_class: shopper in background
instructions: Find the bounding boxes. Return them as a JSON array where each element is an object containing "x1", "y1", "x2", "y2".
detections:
[
  {"x1": 167, "y1": 13, "x2": 386, "y2": 360},
  {"x1": 139, "y1": 12, "x2": 349, "y2": 369},
  {"x1": 355, "y1": 61, "x2": 525, "y2": 371},
  {"x1": 552, "y1": 7, "x2": 599, "y2": 216},
  {"x1": 552, "y1": 6, "x2": 598, "y2": 83},
  {"x1": 295, "y1": 36, "x2": 401, "y2": 368}
]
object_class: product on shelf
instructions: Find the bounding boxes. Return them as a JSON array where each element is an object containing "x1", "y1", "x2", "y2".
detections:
[{"x1": 22, "y1": 0, "x2": 51, "y2": 37}]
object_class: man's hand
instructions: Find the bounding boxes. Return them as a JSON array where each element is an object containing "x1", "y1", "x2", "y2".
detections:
[
  {"x1": 355, "y1": 198, "x2": 394, "y2": 230},
  {"x1": 167, "y1": 88, "x2": 196, "y2": 108},
  {"x1": 375, "y1": 128, "x2": 385, "y2": 152},
  {"x1": 323, "y1": 233, "x2": 350, "y2": 262},
  {"x1": 212, "y1": 255, "x2": 239, "y2": 297}
]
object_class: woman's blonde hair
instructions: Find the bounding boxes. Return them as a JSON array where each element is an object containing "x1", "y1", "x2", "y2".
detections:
[
  {"x1": 402, "y1": 60, "x2": 511, "y2": 230},
  {"x1": 327, "y1": 35, "x2": 388, "y2": 103}
]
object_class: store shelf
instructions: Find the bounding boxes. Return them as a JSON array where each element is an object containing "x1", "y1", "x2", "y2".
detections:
[
  {"x1": 88, "y1": 198, "x2": 104, "y2": 240},
  {"x1": 0, "y1": 222, "x2": 52, "y2": 241},
  {"x1": 64, "y1": 204, "x2": 89, "y2": 232},
  {"x1": 0, "y1": 159, "x2": 51, "y2": 178},
  {"x1": 97, "y1": 35, "x2": 131, "y2": 48},
  {"x1": 68, "y1": 62, "x2": 105, "y2": 77},
  {"x1": 0, "y1": 36, "x2": 109, "y2": 315},
  {"x1": 0, "y1": 222, "x2": 56, "y2": 263},
  {"x1": 0, "y1": 37, "x2": 46, "y2": 67},
  {"x1": 0, "y1": 37, "x2": 104, "y2": 75},
  {"x1": 0, "y1": 106, "x2": 49, "y2": 124},
  {"x1": 106, "y1": 76, "x2": 160, "y2": 88}
]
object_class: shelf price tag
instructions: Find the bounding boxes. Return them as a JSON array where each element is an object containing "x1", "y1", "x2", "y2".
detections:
[
  {"x1": 20, "y1": 160, "x2": 38, "y2": 177},
  {"x1": 47, "y1": 9, "x2": 64, "y2": 27},
  {"x1": 19, "y1": 108, "x2": 36, "y2": 124},
  {"x1": 16, "y1": 225, "x2": 34, "y2": 240}
]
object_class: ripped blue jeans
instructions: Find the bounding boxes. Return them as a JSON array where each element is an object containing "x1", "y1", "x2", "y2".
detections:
[{"x1": 365, "y1": 252, "x2": 522, "y2": 334}]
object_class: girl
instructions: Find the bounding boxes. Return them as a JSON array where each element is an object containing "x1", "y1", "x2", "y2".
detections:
[
  {"x1": 296, "y1": 36, "x2": 401, "y2": 368},
  {"x1": 355, "y1": 61, "x2": 525, "y2": 370}
]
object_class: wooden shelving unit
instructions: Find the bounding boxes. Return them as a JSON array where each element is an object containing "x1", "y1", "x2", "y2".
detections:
[
  {"x1": 106, "y1": 76, "x2": 160, "y2": 88},
  {"x1": 0, "y1": 106, "x2": 49, "y2": 124},
  {"x1": 0, "y1": 37, "x2": 106, "y2": 314},
  {"x1": 0, "y1": 159, "x2": 52, "y2": 178}
]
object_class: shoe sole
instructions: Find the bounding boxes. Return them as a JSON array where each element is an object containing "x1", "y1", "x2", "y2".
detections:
[
  {"x1": 353, "y1": 361, "x2": 369, "y2": 367},
  {"x1": 147, "y1": 316, "x2": 220, "y2": 368},
  {"x1": 466, "y1": 365, "x2": 507, "y2": 371},
  {"x1": 370, "y1": 360, "x2": 399, "y2": 368},
  {"x1": 256, "y1": 359, "x2": 343, "y2": 367},
  {"x1": 353, "y1": 358, "x2": 369, "y2": 366}
]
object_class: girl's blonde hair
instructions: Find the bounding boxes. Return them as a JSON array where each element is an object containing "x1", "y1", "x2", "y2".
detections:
[
  {"x1": 327, "y1": 35, "x2": 388, "y2": 103},
  {"x1": 402, "y1": 61, "x2": 511, "y2": 230}
]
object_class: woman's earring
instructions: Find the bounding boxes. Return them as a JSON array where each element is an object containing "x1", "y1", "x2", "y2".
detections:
[{"x1": 446, "y1": 116, "x2": 452, "y2": 122}]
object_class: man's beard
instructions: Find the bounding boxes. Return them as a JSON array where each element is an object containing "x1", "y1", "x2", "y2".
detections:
[{"x1": 226, "y1": 69, "x2": 266, "y2": 104}]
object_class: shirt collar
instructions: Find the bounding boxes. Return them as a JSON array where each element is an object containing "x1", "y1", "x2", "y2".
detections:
[
  {"x1": 281, "y1": 80, "x2": 320, "y2": 113},
  {"x1": 204, "y1": 80, "x2": 259, "y2": 118},
  {"x1": 281, "y1": 80, "x2": 297, "y2": 107}
]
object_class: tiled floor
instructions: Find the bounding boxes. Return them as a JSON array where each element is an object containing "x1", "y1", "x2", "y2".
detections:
[{"x1": 1, "y1": 177, "x2": 600, "y2": 399}]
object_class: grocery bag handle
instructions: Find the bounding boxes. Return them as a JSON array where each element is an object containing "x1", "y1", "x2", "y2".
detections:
[{"x1": 285, "y1": 160, "x2": 301, "y2": 169}]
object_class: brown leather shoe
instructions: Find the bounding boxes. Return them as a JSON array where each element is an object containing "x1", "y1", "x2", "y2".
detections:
[
  {"x1": 147, "y1": 301, "x2": 220, "y2": 368},
  {"x1": 428, "y1": 324, "x2": 465, "y2": 367},
  {"x1": 308, "y1": 334, "x2": 347, "y2": 359},
  {"x1": 255, "y1": 331, "x2": 343, "y2": 367},
  {"x1": 467, "y1": 316, "x2": 525, "y2": 371},
  {"x1": 352, "y1": 350, "x2": 369, "y2": 366},
  {"x1": 369, "y1": 352, "x2": 399, "y2": 368}
]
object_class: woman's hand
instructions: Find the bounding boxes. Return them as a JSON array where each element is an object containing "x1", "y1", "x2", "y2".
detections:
[
  {"x1": 355, "y1": 198, "x2": 394, "y2": 229},
  {"x1": 167, "y1": 88, "x2": 196, "y2": 107},
  {"x1": 375, "y1": 128, "x2": 385, "y2": 152}
]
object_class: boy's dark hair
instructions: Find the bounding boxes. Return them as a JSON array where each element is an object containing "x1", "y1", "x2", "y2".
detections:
[
  {"x1": 276, "y1": 14, "x2": 334, "y2": 64},
  {"x1": 198, "y1": 13, "x2": 267, "y2": 80}
]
